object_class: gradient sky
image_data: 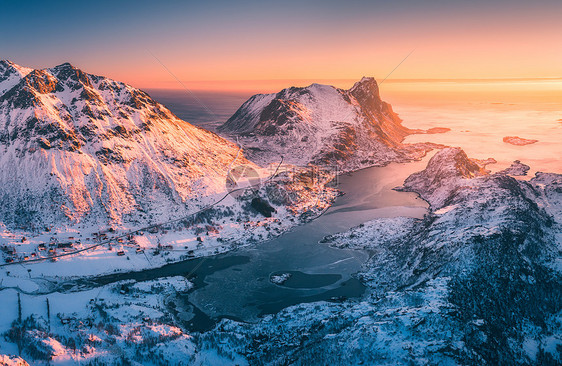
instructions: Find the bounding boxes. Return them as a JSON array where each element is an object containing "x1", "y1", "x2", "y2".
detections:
[{"x1": 1, "y1": 0, "x2": 561, "y2": 90}]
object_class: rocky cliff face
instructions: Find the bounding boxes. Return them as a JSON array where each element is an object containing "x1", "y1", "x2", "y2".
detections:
[
  {"x1": 0, "y1": 61, "x2": 250, "y2": 230},
  {"x1": 219, "y1": 77, "x2": 435, "y2": 170}
]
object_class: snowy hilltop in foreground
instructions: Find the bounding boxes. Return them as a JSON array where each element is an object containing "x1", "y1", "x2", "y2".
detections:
[{"x1": 220, "y1": 77, "x2": 442, "y2": 169}]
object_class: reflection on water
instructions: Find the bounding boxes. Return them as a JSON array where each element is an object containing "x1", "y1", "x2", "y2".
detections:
[
  {"x1": 381, "y1": 79, "x2": 562, "y2": 175},
  {"x1": 402, "y1": 106, "x2": 561, "y2": 175}
]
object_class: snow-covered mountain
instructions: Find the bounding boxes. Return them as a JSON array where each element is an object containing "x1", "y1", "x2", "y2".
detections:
[
  {"x1": 219, "y1": 77, "x2": 434, "y2": 169},
  {"x1": 0, "y1": 61, "x2": 249, "y2": 230}
]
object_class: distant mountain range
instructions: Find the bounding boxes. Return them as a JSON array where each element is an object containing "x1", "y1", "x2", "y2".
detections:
[
  {"x1": 0, "y1": 60, "x2": 248, "y2": 229},
  {"x1": 219, "y1": 76, "x2": 438, "y2": 169}
]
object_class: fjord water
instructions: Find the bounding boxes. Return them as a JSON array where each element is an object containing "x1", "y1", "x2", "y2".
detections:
[
  {"x1": 84, "y1": 156, "x2": 431, "y2": 331},
  {"x1": 185, "y1": 157, "x2": 430, "y2": 325}
]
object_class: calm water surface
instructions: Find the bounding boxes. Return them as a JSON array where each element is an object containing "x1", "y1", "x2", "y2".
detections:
[{"x1": 185, "y1": 157, "x2": 431, "y2": 327}]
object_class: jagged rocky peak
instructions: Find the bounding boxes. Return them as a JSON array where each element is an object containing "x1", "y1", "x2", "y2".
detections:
[
  {"x1": 401, "y1": 148, "x2": 487, "y2": 208},
  {"x1": 349, "y1": 76, "x2": 383, "y2": 111},
  {"x1": 1, "y1": 62, "x2": 99, "y2": 109},
  {"x1": 0, "y1": 59, "x2": 31, "y2": 76},
  {"x1": 498, "y1": 160, "x2": 531, "y2": 176},
  {"x1": 0, "y1": 59, "x2": 18, "y2": 75},
  {"x1": 49, "y1": 62, "x2": 94, "y2": 89},
  {"x1": 0, "y1": 60, "x2": 174, "y2": 145},
  {"x1": 221, "y1": 77, "x2": 390, "y2": 135},
  {"x1": 22, "y1": 68, "x2": 61, "y2": 94},
  {"x1": 253, "y1": 98, "x2": 309, "y2": 135},
  {"x1": 411, "y1": 147, "x2": 482, "y2": 182},
  {"x1": 432, "y1": 147, "x2": 482, "y2": 178},
  {"x1": 0, "y1": 59, "x2": 32, "y2": 95},
  {"x1": 1, "y1": 61, "x2": 154, "y2": 113}
]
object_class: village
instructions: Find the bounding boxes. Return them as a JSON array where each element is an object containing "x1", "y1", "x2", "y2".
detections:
[
  {"x1": 0, "y1": 162, "x2": 339, "y2": 276},
  {"x1": 0, "y1": 215, "x2": 287, "y2": 271}
]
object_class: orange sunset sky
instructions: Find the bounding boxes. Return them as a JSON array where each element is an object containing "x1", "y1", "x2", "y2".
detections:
[{"x1": 1, "y1": 0, "x2": 561, "y2": 92}]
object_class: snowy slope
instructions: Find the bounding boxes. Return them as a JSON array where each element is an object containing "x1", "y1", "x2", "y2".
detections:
[
  {"x1": 0, "y1": 60, "x2": 32, "y2": 96},
  {"x1": 219, "y1": 77, "x2": 436, "y2": 169},
  {"x1": 0, "y1": 61, "x2": 251, "y2": 230},
  {"x1": 200, "y1": 148, "x2": 562, "y2": 365}
]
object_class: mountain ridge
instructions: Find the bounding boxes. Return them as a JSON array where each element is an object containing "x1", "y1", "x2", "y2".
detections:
[
  {"x1": 219, "y1": 76, "x2": 438, "y2": 169},
  {"x1": 0, "y1": 61, "x2": 250, "y2": 230}
]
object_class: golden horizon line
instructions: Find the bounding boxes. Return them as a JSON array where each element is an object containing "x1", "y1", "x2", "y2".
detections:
[{"x1": 142, "y1": 76, "x2": 562, "y2": 88}]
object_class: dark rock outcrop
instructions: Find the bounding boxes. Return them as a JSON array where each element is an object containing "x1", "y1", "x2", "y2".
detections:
[{"x1": 250, "y1": 197, "x2": 276, "y2": 217}]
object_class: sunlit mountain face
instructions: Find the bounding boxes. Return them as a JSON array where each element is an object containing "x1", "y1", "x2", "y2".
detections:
[
  {"x1": 1, "y1": 0, "x2": 561, "y2": 365},
  {"x1": 0, "y1": 61, "x2": 251, "y2": 229}
]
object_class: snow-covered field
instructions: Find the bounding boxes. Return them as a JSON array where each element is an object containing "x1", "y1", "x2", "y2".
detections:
[{"x1": 0, "y1": 276, "x2": 204, "y2": 365}]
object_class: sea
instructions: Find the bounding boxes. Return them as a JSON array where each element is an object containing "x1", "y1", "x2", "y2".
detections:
[{"x1": 147, "y1": 78, "x2": 562, "y2": 175}]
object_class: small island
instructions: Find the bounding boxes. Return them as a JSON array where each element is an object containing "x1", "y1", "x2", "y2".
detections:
[
  {"x1": 503, "y1": 136, "x2": 538, "y2": 146},
  {"x1": 270, "y1": 272, "x2": 292, "y2": 285},
  {"x1": 425, "y1": 127, "x2": 451, "y2": 134}
]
